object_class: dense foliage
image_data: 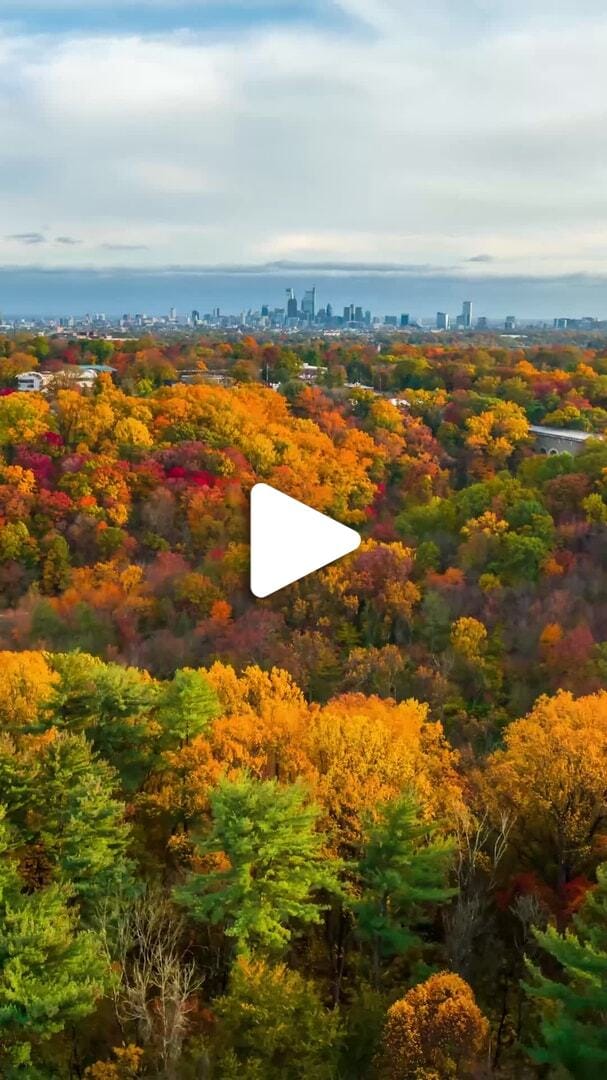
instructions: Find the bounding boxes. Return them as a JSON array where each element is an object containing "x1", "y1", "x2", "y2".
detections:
[{"x1": 1, "y1": 331, "x2": 607, "y2": 1076}]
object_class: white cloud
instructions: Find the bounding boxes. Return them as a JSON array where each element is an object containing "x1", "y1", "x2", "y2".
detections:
[{"x1": 0, "y1": 3, "x2": 606, "y2": 274}]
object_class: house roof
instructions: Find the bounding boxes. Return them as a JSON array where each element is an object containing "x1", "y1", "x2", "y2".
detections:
[{"x1": 77, "y1": 364, "x2": 116, "y2": 373}]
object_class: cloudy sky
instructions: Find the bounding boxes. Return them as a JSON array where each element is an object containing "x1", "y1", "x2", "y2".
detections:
[{"x1": 1, "y1": 0, "x2": 607, "y2": 307}]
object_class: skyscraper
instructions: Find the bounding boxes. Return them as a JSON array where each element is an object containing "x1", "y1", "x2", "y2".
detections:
[
  {"x1": 436, "y1": 311, "x2": 449, "y2": 330},
  {"x1": 302, "y1": 287, "x2": 316, "y2": 320},
  {"x1": 400, "y1": 313, "x2": 410, "y2": 327},
  {"x1": 286, "y1": 288, "x2": 298, "y2": 319},
  {"x1": 462, "y1": 300, "x2": 472, "y2": 329}
]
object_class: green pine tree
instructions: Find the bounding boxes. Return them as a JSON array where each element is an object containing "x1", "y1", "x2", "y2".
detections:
[
  {"x1": 0, "y1": 731, "x2": 132, "y2": 913},
  {"x1": 50, "y1": 652, "x2": 160, "y2": 791},
  {"x1": 175, "y1": 775, "x2": 342, "y2": 956},
  {"x1": 354, "y1": 791, "x2": 455, "y2": 976},
  {"x1": 157, "y1": 667, "x2": 220, "y2": 747},
  {"x1": 524, "y1": 862, "x2": 607, "y2": 1077},
  {"x1": 0, "y1": 809, "x2": 108, "y2": 1075}
]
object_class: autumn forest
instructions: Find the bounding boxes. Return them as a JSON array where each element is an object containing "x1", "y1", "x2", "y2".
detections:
[{"x1": 1, "y1": 331, "x2": 607, "y2": 1078}]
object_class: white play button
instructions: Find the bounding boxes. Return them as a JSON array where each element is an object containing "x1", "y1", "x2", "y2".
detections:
[{"x1": 250, "y1": 483, "x2": 361, "y2": 598}]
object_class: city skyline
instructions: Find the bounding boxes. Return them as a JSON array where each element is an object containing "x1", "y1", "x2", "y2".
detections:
[
  {"x1": 3, "y1": 268, "x2": 607, "y2": 323},
  {"x1": 2, "y1": 1, "x2": 607, "y2": 281},
  {"x1": 2, "y1": 280, "x2": 605, "y2": 334}
]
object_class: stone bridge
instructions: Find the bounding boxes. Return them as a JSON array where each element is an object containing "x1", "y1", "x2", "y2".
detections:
[{"x1": 529, "y1": 425, "x2": 601, "y2": 456}]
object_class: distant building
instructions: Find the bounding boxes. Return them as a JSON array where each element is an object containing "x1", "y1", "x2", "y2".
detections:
[
  {"x1": 298, "y1": 363, "x2": 327, "y2": 383},
  {"x1": 553, "y1": 316, "x2": 598, "y2": 331},
  {"x1": 343, "y1": 304, "x2": 354, "y2": 322},
  {"x1": 384, "y1": 315, "x2": 398, "y2": 326},
  {"x1": 462, "y1": 300, "x2": 472, "y2": 329},
  {"x1": 505, "y1": 315, "x2": 516, "y2": 331},
  {"x1": 286, "y1": 290, "x2": 298, "y2": 318},
  {"x1": 400, "y1": 313, "x2": 410, "y2": 327},
  {"x1": 476, "y1": 316, "x2": 488, "y2": 330},
  {"x1": 191, "y1": 309, "x2": 200, "y2": 326},
  {"x1": 436, "y1": 311, "x2": 450, "y2": 330},
  {"x1": 301, "y1": 287, "x2": 316, "y2": 321},
  {"x1": 354, "y1": 306, "x2": 364, "y2": 322}
]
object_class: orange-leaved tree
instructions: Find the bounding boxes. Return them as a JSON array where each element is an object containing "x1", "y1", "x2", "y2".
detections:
[{"x1": 378, "y1": 971, "x2": 489, "y2": 1079}]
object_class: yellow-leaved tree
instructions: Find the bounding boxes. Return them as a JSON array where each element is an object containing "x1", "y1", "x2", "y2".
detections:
[
  {"x1": 465, "y1": 400, "x2": 529, "y2": 468},
  {"x1": 300, "y1": 693, "x2": 463, "y2": 856},
  {"x1": 484, "y1": 690, "x2": 607, "y2": 886},
  {"x1": 0, "y1": 651, "x2": 58, "y2": 731}
]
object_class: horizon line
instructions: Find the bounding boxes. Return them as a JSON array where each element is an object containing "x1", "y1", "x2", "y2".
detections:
[{"x1": 2, "y1": 263, "x2": 607, "y2": 284}]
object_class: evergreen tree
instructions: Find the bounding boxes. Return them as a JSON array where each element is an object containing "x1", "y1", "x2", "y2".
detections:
[
  {"x1": 50, "y1": 652, "x2": 160, "y2": 791},
  {"x1": 175, "y1": 776, "x2": 342, "y2": 955},
  {"x1": 34, "y1": 733, "x2": 133, "y2": 908},
  {"x1": 525, "y1": 862, "x2": 607, "y2": 1076},
  {"x1": 0, "y1": 809, "x2": 108, "y2": 1075},
  {"x1": 157, "y1": 668, "x2": 220, "y2": 747},
  {"x1": 354, "y1": 792, "x2": 455, "y2": 973},
  {"x1": 0, "y1": 731, "x2": 132, "y2": 911}
]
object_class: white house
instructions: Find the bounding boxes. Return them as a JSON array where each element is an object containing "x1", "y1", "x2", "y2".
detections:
[
  {"x1": 16, "y1": 371, "x2": 53, "y2": 392},
  {"x1": 16, "y1": 363, "x2": 116, "y2": 394}
]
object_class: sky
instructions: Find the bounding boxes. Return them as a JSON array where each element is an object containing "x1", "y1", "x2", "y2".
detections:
[{"x1": 1, "y1": 1, "x2": 607, "y2": 314}]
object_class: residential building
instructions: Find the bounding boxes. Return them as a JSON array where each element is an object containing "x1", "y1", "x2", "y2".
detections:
[{"x1": 16, "y1": 371, "x2": 53, "y2": 392}]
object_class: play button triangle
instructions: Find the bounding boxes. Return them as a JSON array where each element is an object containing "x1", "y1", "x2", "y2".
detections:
[{"x1": 250, "y1": 483, "x2": 361, "y2": 598}]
